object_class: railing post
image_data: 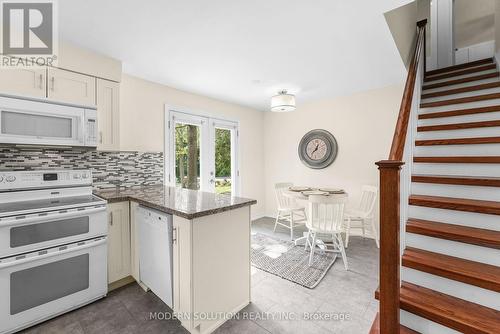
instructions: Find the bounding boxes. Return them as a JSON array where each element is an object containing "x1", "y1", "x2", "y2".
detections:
[{"x1": 376, "y1": 160, "x2": 404, "y2": 334}]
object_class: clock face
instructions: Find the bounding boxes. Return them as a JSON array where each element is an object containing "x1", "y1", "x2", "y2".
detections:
[
  {"x1": 298, "y1": 129, "x2": 338, "y2": 169},
  {"x1": 306, "y1": 138, "x2": 327, "y2": 160}
]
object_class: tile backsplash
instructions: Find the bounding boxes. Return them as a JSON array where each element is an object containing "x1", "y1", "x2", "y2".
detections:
[{"x1": 0, "y1": 147, "x2": 164, "y2": 189}]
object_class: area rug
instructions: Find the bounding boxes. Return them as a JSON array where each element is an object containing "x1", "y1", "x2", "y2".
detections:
[{"x1": 250, "y1": 232, "x2": 337, "y2": 289}]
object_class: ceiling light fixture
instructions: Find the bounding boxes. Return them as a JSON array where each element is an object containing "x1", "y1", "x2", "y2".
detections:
[{"x1": 271, "y1": 90, "x2": 296, "y2": 112}]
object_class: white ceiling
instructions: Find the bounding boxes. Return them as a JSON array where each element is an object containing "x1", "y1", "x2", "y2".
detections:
[{"x1": 59, "y1": 0, "x2": 412, "y2": 111}]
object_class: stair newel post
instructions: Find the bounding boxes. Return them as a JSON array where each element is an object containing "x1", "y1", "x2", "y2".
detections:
[{"x1": 376, "y1": 160, "x2": 405, "y2": 334}]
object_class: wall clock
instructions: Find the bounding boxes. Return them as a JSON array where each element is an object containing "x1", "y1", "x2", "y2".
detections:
[{"x1": 298, "y1": 129, "x2": 338, "y2": 169}]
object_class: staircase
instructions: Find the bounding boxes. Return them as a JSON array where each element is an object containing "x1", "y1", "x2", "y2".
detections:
[{"x1": 373, "y1": 57, "x2": 500, "y2": 333}]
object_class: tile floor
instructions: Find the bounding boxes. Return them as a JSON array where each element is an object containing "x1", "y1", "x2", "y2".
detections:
[{"x1": 20, "y1": 217, "x2": 379, "y2": 334}]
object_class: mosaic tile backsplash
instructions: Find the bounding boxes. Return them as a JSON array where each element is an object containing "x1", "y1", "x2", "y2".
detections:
[{"x1": 0, "y1": 147, "x2": 164, "y2": 189}]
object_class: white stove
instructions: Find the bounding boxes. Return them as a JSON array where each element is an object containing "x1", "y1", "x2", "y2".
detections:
[{"x1": 0, "y1": 170, "x2": 108, "y2": 334}]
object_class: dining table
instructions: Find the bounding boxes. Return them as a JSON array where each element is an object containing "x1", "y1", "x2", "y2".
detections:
[{"x1": 283, "y1": 187, "x2": 348, "y2": 246}]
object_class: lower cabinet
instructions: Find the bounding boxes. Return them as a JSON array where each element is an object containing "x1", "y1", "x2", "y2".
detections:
[
  {"x1": 107, "y1": 202, "x2": 131, "y2": 284},
  {"x1": 173, "y1": 207, "x2": 251, "y2": 334}
]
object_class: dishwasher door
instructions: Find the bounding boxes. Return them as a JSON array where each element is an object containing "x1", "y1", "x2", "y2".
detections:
[{"x1": 137, "y1": 206, "x2": 173, "y2": 308}]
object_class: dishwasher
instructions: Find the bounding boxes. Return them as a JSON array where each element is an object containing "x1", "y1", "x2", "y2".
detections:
[{"x1": 136, "y1": 206, "x2": 173, "y2": 308}]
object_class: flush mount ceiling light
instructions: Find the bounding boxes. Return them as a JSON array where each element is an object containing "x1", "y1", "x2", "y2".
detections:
[{"x1": 271, "y1": 90, "x2": 296, "y2": 112}]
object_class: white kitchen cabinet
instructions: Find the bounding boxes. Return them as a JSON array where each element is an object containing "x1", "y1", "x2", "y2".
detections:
[
  {"x1": 47, "y1": 67, "x2": 96, "y2": 106},
  {"x1": 107, "y1": 202, "x2": 131, "y2": 284},
  {"x1": 0, "y1": 67, "x2": 46, "y2": 98},
  {"x1": 96, "y1": 79, "x2": 120, "y2": 151},
  {"x1": 173, "y1": 207, "x2": 251, "y2": 334}
]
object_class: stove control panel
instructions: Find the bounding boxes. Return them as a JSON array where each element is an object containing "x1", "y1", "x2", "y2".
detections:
[{"x1": 0, "y1": 170, "x2": 92, "y2": 190}]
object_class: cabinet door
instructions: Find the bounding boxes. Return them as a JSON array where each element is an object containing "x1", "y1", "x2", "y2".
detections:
[
  {"x1": 107, "y1": 202, "x2": 131, "y2": 284},
  {"x1": 0, "y1": 67, "x2": 46, "y2": 98},
  {"x1": 47, "y1": 67, "x2": 96, "y2": 106},
  {"x1": 96, "y1": 79, "x2": 120, "y2": 150}
]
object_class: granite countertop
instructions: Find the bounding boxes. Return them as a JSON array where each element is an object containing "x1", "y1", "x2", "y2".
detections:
[{"x1": 93, "y1": 184, "x2": 257, "y2": 220}]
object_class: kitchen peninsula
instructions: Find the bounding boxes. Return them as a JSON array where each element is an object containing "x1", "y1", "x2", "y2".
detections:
[{"x1": 95, "y1": 185, "x2": 257, "y2": 334}]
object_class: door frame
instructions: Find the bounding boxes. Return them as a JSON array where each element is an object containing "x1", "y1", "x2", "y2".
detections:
[{"x1": 164, "y1": 105, "x2": 240, "y2": 195}]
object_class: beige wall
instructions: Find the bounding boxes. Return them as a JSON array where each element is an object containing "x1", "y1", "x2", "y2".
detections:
[
  {"x1": 119, "y1": 74, "x2": 266, "y2": 218},
  {"x1": 455, "y1": 0, "x2": 495, "y2": 49},
  {"x1": 385, "y1": 2, "x2": 418, "y2": 68},
  {"x1": 263, "y1": 84, "x2": 404, "y2": 222},
  {"x1": 495, "y1": 0, "x2": 500, "y2": 58}
]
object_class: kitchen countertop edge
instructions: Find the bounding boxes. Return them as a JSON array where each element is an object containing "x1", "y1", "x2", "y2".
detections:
[{"x1": 93, "y1": 187, "x2": 257, "y2": 220}]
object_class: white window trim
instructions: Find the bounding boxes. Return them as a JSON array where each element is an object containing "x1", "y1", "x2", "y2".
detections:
[{"x1": 164, "y1": 105, "x2": 241, "y2": 195}]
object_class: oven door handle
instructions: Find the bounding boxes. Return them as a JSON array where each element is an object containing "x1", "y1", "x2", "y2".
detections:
[
  {"x1": 0, "y1": 238, "x2": 107, "y2": 269},
  {"x1": 1, "y1": 206, "x2": 107, "y2": 228}
]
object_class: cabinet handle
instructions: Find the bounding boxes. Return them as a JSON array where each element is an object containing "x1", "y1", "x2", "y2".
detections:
[
  {"x1": 99, "y1": 131, "x2": 103, "y2": 144},
  {"x1": 109, "y1": 212, "x2": 113, "y2": 226},
  {"x1": 173, "y1": 227, "x2": 177, "y2": 244},
  {"x1": 39, "y1": 74, "x2": 43, "y2": 90},
  {"x1": 50, "y1": 76, "x2": 55, "y2": 91}
]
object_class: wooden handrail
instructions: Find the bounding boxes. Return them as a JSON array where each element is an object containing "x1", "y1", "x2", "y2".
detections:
[
  {"x1": 375, "y1": 19, "x2": 427, "y2": 334},
  {"x1": 389, "y1": 19, "x2": 427, "y2": 161}
]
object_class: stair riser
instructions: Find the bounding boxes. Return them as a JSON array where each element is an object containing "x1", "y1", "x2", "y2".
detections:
[
  {"x1": 408, "y1": 205, "x2": 500, "y2": 231},
  {"x1": 413, "y1": 162, "x2": 500, "y2": 177},
  {"x1": 421, "y1": 87, "x2": 500, "y2": 104},
  {"x1": 416, "y1": 126, "x2": 500, "y2": 140},
  {"x1": 401, "y1": 310, "x2": 461, "y2": 334},
  {"x1": 414, "y1": 143, "x2": 500, "y2": 156},
  {"x1": 423, "y1": 77, "x2": 500, "y2": 94},
  {"x1": 402, "y1": 268, "x2": 500, "y2": 310},
  {"x1": 405, "y1": 233, "x2": 500, "y2": 266},
  {"x1": 425, "y1": 69, "x2": 498, "y2": 84},
  {"x1": 420, "y1": 98, "x2": 500, "y2": 113},
  {"x1": 418, "y1": 112, "x2": 500, "y2": 125},
  {"x1": 411, "y1": 183, "x2": 500, "y2": 201}
]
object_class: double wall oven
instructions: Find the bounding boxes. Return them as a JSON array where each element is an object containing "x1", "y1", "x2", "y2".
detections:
[{"x1": 0, "y1": 170, "x2": 108, "y2": 334}]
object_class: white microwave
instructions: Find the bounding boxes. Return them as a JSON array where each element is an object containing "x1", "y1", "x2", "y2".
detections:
[{"x1": 0, "y1": 96, "x2": 97, "y2": 147}]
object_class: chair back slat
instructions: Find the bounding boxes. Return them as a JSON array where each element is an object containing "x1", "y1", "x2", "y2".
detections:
[
  {"x1": 307, "y1": 195, "x2": 346, "y2": 232},
  {"x1": 275, "y1": 182, "x2": 296, "y2": 210},
  {"x1": 358, "y1": 185, "x2": 378, "y2": 218}
]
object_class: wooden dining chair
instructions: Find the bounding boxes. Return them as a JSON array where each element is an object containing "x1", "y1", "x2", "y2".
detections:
[
  {"x1": 273, "y1": 182, "x2": 307, "y2": 240},
  {"x1": 305, "y1": 195, "x2": 348, "y2": 270},
  {"x1": 344, "y1": 185, "x2": 379, "y2": 248}
]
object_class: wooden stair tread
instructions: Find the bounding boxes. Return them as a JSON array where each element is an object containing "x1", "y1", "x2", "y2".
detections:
[
  {"x1": 412, "y1": 175, "x2": 500, "y2": 187},
  {"x1": 376, "y1": 282, "x2": 500, "y2": 333},
  {"x1": 420, "y1": 93, "x2": 500, "y2": 108},
  {"x1": 369, "y1": 313, "x2": 419, "y2": 334},
  {"x1": 419, "y1": 105, "x2": 500, "y2": 119},
  {"x1": 421, "y1": 82, "x2": 500, "y2": 99},
  {"x1": 407, "y1": 218, "x2": 500, "y2": 250},
  {"x1": 409, "y1": 195, "x2": 500, "y2": 215},
  {"x1": 422, "y1": 72, "x2": 500, "y2": 90},
  {"x1": 403, "y1": 247, "x2": 500, "y2": 292},
  {"x1": 424, "y1": 64, "x2": 497, "y2": 82},
  {"x1": 414, "y1": 156, "x2": 500, "y2": 163},
  {"x1": 415, "y1": 136, "x2": 500, "y2": 146},
  {"x1": 418, "y1": 120, "x2": 500, "y2": 132},
  {"x1": 426, "y1": 58, "x2": 494, "y2": 77}
]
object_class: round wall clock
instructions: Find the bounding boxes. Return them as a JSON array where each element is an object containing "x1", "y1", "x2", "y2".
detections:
[{"x1": 298, "y1": 129, "x2": 338, "y2": 169}]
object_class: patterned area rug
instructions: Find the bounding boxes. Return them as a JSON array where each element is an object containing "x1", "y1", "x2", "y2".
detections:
[{"x1": 251, "y1": 232, "x2": 337, "y2": 289}]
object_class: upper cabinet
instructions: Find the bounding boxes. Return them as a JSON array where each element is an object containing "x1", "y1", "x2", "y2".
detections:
[
  {"x1": 97, "y1": 79, "x2": 120, "y2": 151},
  {"x1": 47, "y1": 67, "x2": 96, "y2": 106},
  {"x1": 0, "y1": 67, "x2": 46, "y2": 98}
]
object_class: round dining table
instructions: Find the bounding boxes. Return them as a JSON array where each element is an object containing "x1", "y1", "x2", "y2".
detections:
[{"x1": 283, "y1": 188, "x2": 348, "y2": 245}]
